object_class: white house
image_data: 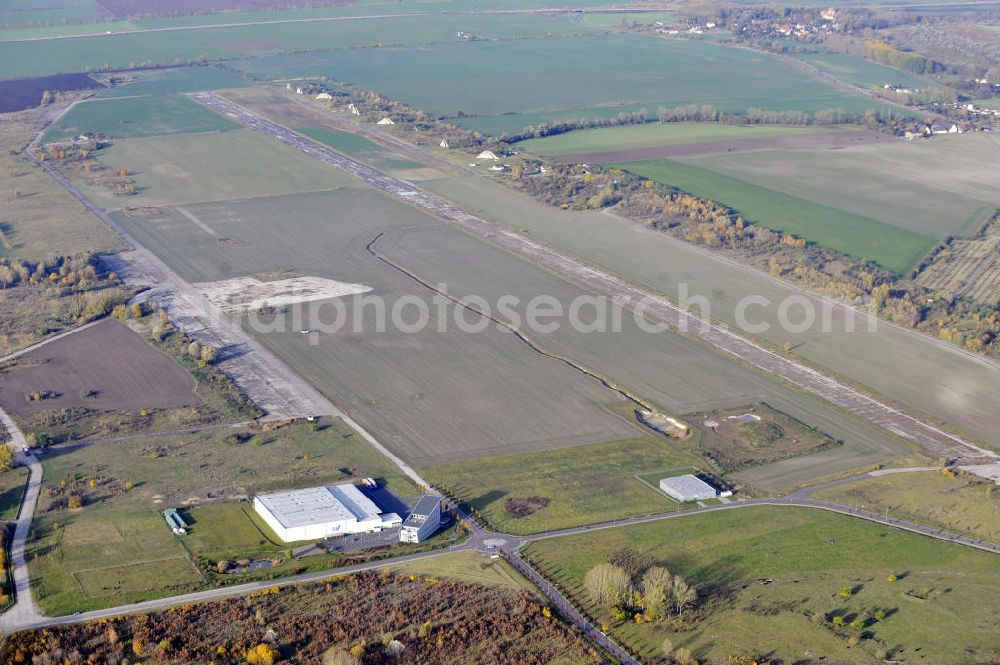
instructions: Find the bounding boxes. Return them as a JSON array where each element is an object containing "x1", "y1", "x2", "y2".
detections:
[
  {"x1": 315, "y1": 92, "x2": 333, "y2": 101},
  {"x1": 476, "y1": 150, "x2": 499, "y2": 160},
  {"x1": 400, "y1": 494, "x2": 442, "y2": 543},
  {"x1": 348, "y1": 103, "x2": 360, "y2": 115},
  {"x1": 377, "y1": 117, "x2": 395, "y2": 125},
  {"x1": 439, "y1": 139, "x2": 450, "y2": 148}
]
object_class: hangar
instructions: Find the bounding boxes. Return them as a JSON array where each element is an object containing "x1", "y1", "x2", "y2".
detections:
[{"x1": 254, "y1": 484, "x2": 399, "y2": 542}]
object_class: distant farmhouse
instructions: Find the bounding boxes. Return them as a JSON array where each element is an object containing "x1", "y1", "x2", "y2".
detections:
[
  {"x1": 476, "y1": 149, "x2": 499, "y2": 160},
  {"x1": 400, "y1": 493, "x2": 443, "y2": 543},
  {"x1": 659, "y1": 474, "x2": 730, "y2": 503},
  {"x1": 377, "y1": 117, "x2": 395, "y2": 125},
  {"x1": 254, "y1": 484, "x2": 401, "y2": 542}
]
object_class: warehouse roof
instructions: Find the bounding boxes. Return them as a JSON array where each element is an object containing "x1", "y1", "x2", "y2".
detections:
[
  {"x1": 255, "y1": 484, "x2": 381, "y2": 529},
  {"x1": 659, "y1": 474, "x2": 717, "y2": 499}
]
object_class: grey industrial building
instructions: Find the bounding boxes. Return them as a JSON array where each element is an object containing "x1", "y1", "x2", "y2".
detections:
[{"x1": 400, "y1": 493, "x2": 443, "y2": 543}]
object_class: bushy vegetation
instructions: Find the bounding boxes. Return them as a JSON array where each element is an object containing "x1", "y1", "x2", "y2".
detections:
[
  {"x1": 0, "y1": 254, "x2": 131, "y2": 354},
  {"x1": 1, "y1": 572, "x2": 606, "y2": 665}
]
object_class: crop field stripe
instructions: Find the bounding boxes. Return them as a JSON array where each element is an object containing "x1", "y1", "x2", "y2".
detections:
[{"x1": 614, "y1": 158, "x2": 935, "y2": 273}]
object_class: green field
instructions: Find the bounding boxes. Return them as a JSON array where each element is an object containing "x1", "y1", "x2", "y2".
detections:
[
  {"x1": 614, "y1": 158, "x2": 935, "y2": 274},
  {"x1": 679, "y1": 133, "x2": 1000, "y2": 240},
  {"x1": 43, "y1": 95, "x2": 239, "y2": 142},
  {"x1": 524, "y1": 506, "x2": 1000, "y2": 662},
  {"x1": 796, "y1": 52, "x2": 932, "y2": 89},
  {"x1": 26, "y1": 417, "x2": 425, "y2": 614},
  {"x1": 419, "y1": 174, "x2": 1000, "y2": 448},
  {"x1": 0, "y1": 466, "x2": 29, "y2": 522},
  {"x1": 519, "y1": 122, "x2": 824, "y2": 156},
  {"x1": 0, "y1": 12, "x2": 594, "y2": 78},
  {"x1": 297, "y1": 126, "x2": 421, "y2": 170},
  {"x1": 233, "y1": 34, "x2": 887, "y2": 136},
  {"x1": 424, "y1": 436, "x2": 707, "y2": 535},
  {"x1": 814, "y1": 470, "x2": 1000, "y2": 542},
  {"x1": 96, "y1": 66, "x2": 252, "y2": 98},
  {"x1": 72, "y1": 128, "x2": 361, "y2": 208},
  {"x1": 391, "y1": 550, "x2": 539, "y2": 593}
]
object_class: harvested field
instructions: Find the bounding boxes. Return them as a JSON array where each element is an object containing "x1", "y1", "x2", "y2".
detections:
[
  {"x1": 914, "y1": 213, "x2": 1000, "y2": 305},
  {"x1": 692, "y1": 403, "x2": 838, "y2": 473},
  {"x1": 0, "y1": 73, "x2": 103, "y2": 114},
  {"x1": 547, "y1": 128, "x2": 890, "y2": 163},
  {"x1": 196, "y1": 275, "x2": 372, "y2": 312},
  {"x1": 114, "y1": 188, "x2": 638, "y2": 465},
  {"x1": 615, "y1": 158, "x2": 935, "y2": 274},
  {"x1": 419, "y1": 175, "x2": 1000, "y2": 451},
  {"x1": 679, "y1": 133, "x2": 1000, "y2": 240},
  {"x1": 0, "y1": 319, "x2": 200, "y2": 416}
]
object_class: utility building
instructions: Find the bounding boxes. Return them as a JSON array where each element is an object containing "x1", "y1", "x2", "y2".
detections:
[
  {"x1": 658, "y1": 474, "x2": 721, "y2": 502},
  {"x1": 400, "y1": 493, "x2": 443, "y2": 543},
  {"x1": 254, "y1": 484, "x2": 389, "y2": 542}
]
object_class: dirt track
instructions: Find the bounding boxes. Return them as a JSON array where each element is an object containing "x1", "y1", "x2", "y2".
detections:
[
  {"x1": 549, "y1": 129, "x2": 891, "y2": 164},
  {"x1": 0, "y1": 319, "x2": 201, "y2": 416}
]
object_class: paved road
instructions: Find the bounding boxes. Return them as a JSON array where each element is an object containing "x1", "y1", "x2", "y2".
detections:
[
  {"x1": 192, "y1": 92, "x2": 996, "y2": 465},
  {"x1": 0, "y1": 411, "x2": 44, "y2": 630}
]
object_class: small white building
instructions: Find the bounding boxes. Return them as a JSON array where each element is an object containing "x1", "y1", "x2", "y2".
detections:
[
  {"x1": 400, "y1": 494, "x2": 442, "y2": 543},
  {"x1": 439, "y1": 139, "x2": 450, "y2": 149},
  {"x1": 476, "y1": 149, "x2": 499, "y2": 160},
  {"x1": 377, "y1": 117, "x2": 395, "y2": 125},
  {"x1": 254, "y1": 484, "x2": 388, "y2": 542},
  {"x1": 348, "y1": 103, "x2": 360, "y2": 115},
  {"x1": 315, "y1": 92, "x2": 333, "y2": 101},
  {"x1": 659, "y1": 474, "x2": 722, "y2": 502}
]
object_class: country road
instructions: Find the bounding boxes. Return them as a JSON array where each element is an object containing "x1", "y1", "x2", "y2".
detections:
[{"x1": 191, "y1": 91, "x2": 996, "y2": 465}]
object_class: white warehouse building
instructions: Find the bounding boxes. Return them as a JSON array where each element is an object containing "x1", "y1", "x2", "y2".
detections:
[
  {"x1": 254, "y1": 484, "x2": 400, "y2": 542},
  {"x1": 659, "y1": 474, "x2": 728, "y2": 502}
]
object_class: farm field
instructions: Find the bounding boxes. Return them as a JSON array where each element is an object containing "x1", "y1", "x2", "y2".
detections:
[
  {"x1": 43, "y1": 94, "x2": 239, "y2": 142},
  {"x1": 25, "y1": 418, "x2": 423, "y2": 614},
  {"x1": 0, "y1": 466, "x2": 29, "y2": 522},
  {"x1": 614, "y1": 158, "x2": 935, "y2": 274},
  {"x1": 0, "y1": 12, "x2": 594, "y2": 79},
  {"x1": 232, "y1": 33, "x2": 888, "y2": 136},
  {"x1": 0, "y1": 319, "x2": 200, "y2": 417},
  {"x1": 95, "y1": 66, "x2": 252, "y2": 98},
  {"x1": 524, "y1": 506, "x2": 1000, "y2": 662},
  {"x1": 794, "y1": 51, "x2": 933, "y2": 89},
  {"x1": 0, "y1": 73, "x2": 103, "y2": 114},
  {"x1": 518, "y1": 122, "x2": 828, "y2": 156},
  {"x1": 423, "y1": 435, "x2": 707, "y2": 535},
  {"x1": 380, "y1": 222, "x2": 911, "y2": 484},
  {"x1": 115, "y1": 188, "x2": 639, "y2": 466},
  {"x1": 677, "y1": 132, "x2": 1000, "y2": 241},
  {"x1": 813, "y1": 470, "x2": 1000, "y2": 542},
  {"x1": 419, "y1": 174, "x2": 1000, "y2": 448},
  {"x1": 914, "y1": 214, "x2": 1000, "y2": 305},
  {"x1": 67, "y1": 128, "x2": 361, "y2": 208},
  {"x1": 0, "y1": 103, "x2": 122, "y2": 259}
]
